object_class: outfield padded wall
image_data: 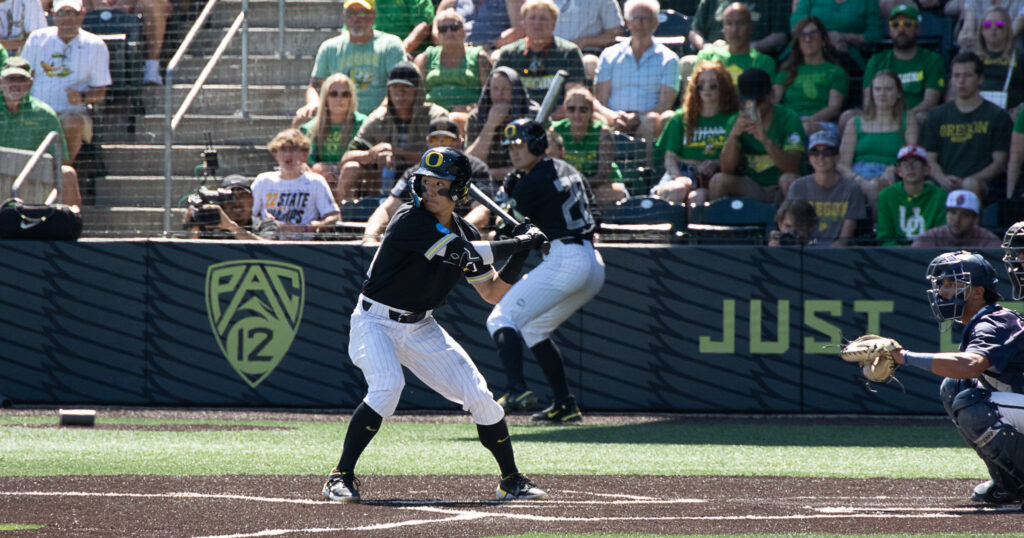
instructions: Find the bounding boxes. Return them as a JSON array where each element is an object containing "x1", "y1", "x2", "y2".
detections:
[{"x1": 0, "y1": 241, "x2": 999, "y2": 413}]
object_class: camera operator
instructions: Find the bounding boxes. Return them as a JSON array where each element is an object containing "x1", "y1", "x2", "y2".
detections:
[
  {"x1": 184, "y1": 175, "x2": 270, "y2": 240},
  {"x1": 768, "y1": 198, "x2": 818, "y2": 246}
]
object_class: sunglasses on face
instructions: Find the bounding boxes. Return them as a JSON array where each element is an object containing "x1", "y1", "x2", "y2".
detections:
[
  {"x1": 566, "y1": 105, "x2": 591, "y2": 113},
  {"x1": 55, "y1": 9, "x2": 79, "y2": 16},
  {"x1": 983, "y1": 20, "x2": 1007, "y2": 28},
  {"x1": 889, "y1": 18, "x2": 916, "y2": 30},
  {"x1": 328, "y1": 90, "x2": 352, "y2": 98},
  {"x1": 808, "y1": 149, "x2": 837, "y2": 157},
  {"x1": 438, "y1": 22, "x2": 462, "y2": 33}
]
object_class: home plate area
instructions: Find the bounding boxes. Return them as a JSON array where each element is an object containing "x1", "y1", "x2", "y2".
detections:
[{"x1": 3, "y1": 475, "x2": 1024, "y2": 536}]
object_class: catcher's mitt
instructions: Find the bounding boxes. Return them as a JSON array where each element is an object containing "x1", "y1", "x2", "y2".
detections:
[{"x1": 839, "y1": 334, "x2": 901, "y2": 383}]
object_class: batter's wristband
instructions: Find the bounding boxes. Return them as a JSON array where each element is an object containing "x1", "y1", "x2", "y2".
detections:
[
  {"x1": 498, "y1": 249, "x2": 529, "y2": 284},
  {"x1": 903, "y1": 351, "x2": 935, "y2": 372}
]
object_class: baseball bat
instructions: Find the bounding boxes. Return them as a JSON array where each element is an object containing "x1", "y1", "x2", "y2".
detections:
[{"x1": 536, "y1": 69, "x2": 569, "y2": 124}]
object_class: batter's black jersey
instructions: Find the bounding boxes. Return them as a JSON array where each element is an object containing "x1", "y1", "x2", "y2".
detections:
[
  {"x1": 507, "y1": 157, "x2": 595, "y2": 240},
  {"x1": 361, "y1": 203, "x2": 495, "y2": 312}
]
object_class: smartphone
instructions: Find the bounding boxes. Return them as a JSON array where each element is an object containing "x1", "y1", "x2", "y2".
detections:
[{"x1": 743, "y1": 100, "x2": 759, "y2": 124}]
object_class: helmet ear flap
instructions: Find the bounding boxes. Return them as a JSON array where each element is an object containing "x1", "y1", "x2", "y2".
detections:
[{"x1": 411, "y1": 174, "x2": 424, "y2": 207}]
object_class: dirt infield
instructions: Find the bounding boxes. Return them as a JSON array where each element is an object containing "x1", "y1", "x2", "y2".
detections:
[{"x1": 3, "y1": 474, "x2": 1024, "y2": 537}]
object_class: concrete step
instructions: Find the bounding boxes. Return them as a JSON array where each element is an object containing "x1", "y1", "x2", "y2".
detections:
[
  {"x1": 94, "y1": 175, "x2": 214, "y2": 206},
  {"x1": 141, "y1": 84, "x2": 306, "y2": 116},
  {"x1": 128, "y1": 115, "x2": 292, "y2": 145},
  {"x1": 198, "y1": 26, "x2": 335, "y2": 57},
  {"x1": 102, "y1": 144, "x2": 275, "y2": 177},
  {"x1": 172, "y1": 55, "x2": 314, "y2": 86},
  {"x1": 209, "y1": 0, "x2": 345, "y2": 29},
  {"x1": 81, "y1": 205, "x2": 186, "y2": 237}
]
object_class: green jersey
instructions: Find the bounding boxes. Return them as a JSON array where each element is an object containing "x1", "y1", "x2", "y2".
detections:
[
  {"x1": 726, "y1": 104, "x2": 806, "y2": 186},
  {"x1": 863, "y1": 48, "x2": 946, "y2": 110},
  {"x1": 773, "y1": 62, "x2": 848, "y2": 117},
  {"x1": 876, "y1": 181, "x2": 946, "y2": 246},
  {"x1": 656, "y1": 109, "x2": 734, "y2": 161},
  {"x1": 299, "y1": 112, "x2": 367, "y2": 164},
  {"x1": 696, "y1": 45, "x2": 776, "y2": 86},
  {"x1": 0, "y1": 95, "x2": 67, "y2": 161}
]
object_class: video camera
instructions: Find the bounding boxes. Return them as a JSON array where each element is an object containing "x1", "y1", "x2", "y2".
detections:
[{"x1": 184, "y1": 186, "x2": 236, "y2": 228}]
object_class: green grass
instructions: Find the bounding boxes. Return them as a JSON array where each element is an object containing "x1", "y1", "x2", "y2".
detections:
[
  {"x1": 0, "y1": 416, "x2": 987, "y2": 478},
  {"x1": 0, "y1": 524, "x2": 46, "y2": 531}
]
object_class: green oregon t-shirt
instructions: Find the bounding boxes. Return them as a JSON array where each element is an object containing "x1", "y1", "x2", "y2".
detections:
[
  {"x1": 876, "y1": 181, "x2": 947, "y2": 246},
  {"x1": 423, "y1": 45, "x2": 483, "y2": 109},
  {"x1": 773, "y1": 62, "x2": 848, "y2": 117},
  {"x1": 300, "y1": 111, "x2": 367, "y2": 164},
  {"x1": 551, "y1": 118, "x2": 623, "y2": 184},
  {"x1": 863, "y1": 49, "x2": 946, "y2": 110},
  {"x1": 656, "y1": 108, "x2": 734, "y2": 161},
  {"x1": 726, "y1": 104, "x2": 806, "y2": 186},
  {"x1": 696, "y1": 45, "x2": 777, "y2": 86}
]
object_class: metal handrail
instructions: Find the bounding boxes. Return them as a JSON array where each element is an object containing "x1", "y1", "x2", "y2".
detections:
[
  {"x1": 11, "y1": 131, "x2": 62, "y2": 205},
  {"x1": 163, "y1": 0, "x2": 249, "y2": 235}
]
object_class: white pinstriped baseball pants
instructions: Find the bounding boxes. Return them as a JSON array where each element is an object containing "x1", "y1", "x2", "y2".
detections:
[
  {"x1": 486, "y1": 240, "x2": 605, "y2": 347},
  {"x1": 348, "y1": 296, "x2": 506, "y2": 425}
]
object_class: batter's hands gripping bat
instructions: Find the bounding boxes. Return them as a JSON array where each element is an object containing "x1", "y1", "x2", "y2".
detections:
[{"x1": 467, "y1": 70, "x2": 568, "y2": 255}]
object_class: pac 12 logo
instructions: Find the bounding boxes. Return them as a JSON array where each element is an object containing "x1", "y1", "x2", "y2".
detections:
[{"x1": 205, "y1": 260, "x2": 305, "y2": 388}]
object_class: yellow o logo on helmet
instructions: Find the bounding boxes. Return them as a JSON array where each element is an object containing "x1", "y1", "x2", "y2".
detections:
[
  {"x1": 504, "y1": 124, "x2": 516, "y2": 139},
  {"x1": 425, "y1": 150, "x2": 444, "y2": 168}
]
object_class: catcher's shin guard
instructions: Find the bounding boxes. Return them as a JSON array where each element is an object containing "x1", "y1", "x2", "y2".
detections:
[{"x1": 951, "y1": 387, "x2": 1024, "y2": 499}]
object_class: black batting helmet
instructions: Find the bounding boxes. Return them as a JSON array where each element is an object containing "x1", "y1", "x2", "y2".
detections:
[
  {"x1": 501, "y1": 118, "x2": 548, "y2": 156},
  {"x1": 411, "y1": 146, "x2": 473, "y2": 207},
  {"x1": 1003, "y1": 221, "x2": 1024, "y2": 300}
]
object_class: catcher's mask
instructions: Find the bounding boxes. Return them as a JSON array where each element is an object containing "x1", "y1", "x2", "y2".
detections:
[
  {"x1": 410, "y1": 147, "x2": 473, "y2": 208},
  {"x1": 925, "y1": 251, "x2": 998, "y2": 323},
  {"x1": 501, "y1": 118, "x2": 548, "y2": 156},
  {"x1": 1002, "y1": 221, "x2": 1024, "y2": 300}
]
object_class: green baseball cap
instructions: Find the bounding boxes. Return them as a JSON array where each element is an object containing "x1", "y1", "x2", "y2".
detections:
[
  {"x1": 1, "y1": 57, "x2": 32, "y2": 78},
  {"x1": 890, "y1": 4, "x2": 920, "y2": 21}
]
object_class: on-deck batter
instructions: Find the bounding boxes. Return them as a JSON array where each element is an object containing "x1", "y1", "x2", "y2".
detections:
[
  {"x1": 322, "y1": 147, "x2": 550, "y2": 503},
  {"x1": 487, "y1": 118, "x2": 606, "y2": 422}
]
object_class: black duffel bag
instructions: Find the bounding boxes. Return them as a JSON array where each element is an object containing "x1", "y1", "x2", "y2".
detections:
[{"x1": 0, "y1": 198, "x2": 83, "y2": 240}]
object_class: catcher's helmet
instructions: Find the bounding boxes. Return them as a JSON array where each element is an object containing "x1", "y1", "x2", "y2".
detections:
[
  {"x1": 1002, "y1": 221, "x2": 1024, "y2": 300},
  {"x1": 411, "y1": 146, "x2": 473, "y2": 207},
  {"x1": 925, "y1": 251, "x2": 999, "y2": 323},
  {"x1": 501, "y1": 118, "x2": 548, "y2": 156}
]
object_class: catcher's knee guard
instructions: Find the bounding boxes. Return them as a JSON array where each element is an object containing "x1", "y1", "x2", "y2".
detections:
[
  {"x1": 952, "y1": 387, "x2": 1024, "y2": 496},
  {"x1": 941, "y1": 377, "x2": 978, "y2": 420}
]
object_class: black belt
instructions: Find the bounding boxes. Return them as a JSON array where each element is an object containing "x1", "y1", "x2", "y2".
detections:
[{"x1": 362, "y1": 300, "x2": 427, "y2": 323}]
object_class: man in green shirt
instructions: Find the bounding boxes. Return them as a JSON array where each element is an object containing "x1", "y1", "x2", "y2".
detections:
[
  {"x1": 296, "y1": 0, "x2": 406, "y2": 120},
  {"x1": 862, "y1": 5, "x2": 945, "y2": 124},
  {"x1": 693, "y1": 3, "x2": 776, "y2": 87},
  {"x1": 714, "y1": 68, "x2": 804, "y2": 202},
  {"x1": 0, "y1": 56, "x2": 80, "y2": 206},
  {"x1": 875, "y1": 144, "x2": 946, "y2": 246},
  {"x1": 689, "y1": 0, "x2": 790, "y2": 57}
]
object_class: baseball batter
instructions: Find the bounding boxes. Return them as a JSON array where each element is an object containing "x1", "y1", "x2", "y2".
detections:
[
  {"x1": 322, "y1": 147, "x2": 549, "y2": 503},
  {"x1": 886, "y1": 248, "x2": 1024, "y2": 506},
  {"x1": 487, "y1": 119, "x2": 605, "y2": 422}
]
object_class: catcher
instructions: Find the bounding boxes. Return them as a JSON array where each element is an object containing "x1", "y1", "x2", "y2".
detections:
[{"x1": 844, "y1": 249, "x2": 1024, "y2": 506}]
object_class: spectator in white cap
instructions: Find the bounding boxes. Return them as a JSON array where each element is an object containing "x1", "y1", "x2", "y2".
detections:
[
  {"x1": 876, "y1": 144, "x2": 947, "y2": 246},
  {"x1": 20, "y1": 0, "x2": 111, "y2": 163},
  {"x1": 784, "y1": 128, "x2": 866, "y2": 246},
  {"x1": 912, "y1": 188, "x2": 1001, "y2": 248}
]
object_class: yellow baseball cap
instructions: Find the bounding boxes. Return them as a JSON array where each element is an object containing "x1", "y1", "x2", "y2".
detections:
[{"x1": 343, "y1": 0, "x2": 374, "y2": 10}]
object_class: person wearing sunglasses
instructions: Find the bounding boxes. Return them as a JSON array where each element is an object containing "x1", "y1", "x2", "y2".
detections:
[
  {"x1": 414, "y1": 10, "x2": 491, "y2": 124},
  {"x1": 861, "y1": 4, "x2": 945, "y2": 126},
  {"x1": 295, "y1": 73, "x2": 366, "y2": 193},
  {"x1": 970, "y1": 7, "x2": 1024, "y2": 115},
  {"x1": 772, "y1": 17, "x2": 847, "y2": 138},
  {"x1": 957, "y1": 0, "x2": 1024, "y2": 53},
  {"x1": 551, "y1": 86, "x2": 628, "y2": 206},
  {"x1": 784, "y1": 129, "x2": 866, "y2": 246},
  {"x1": 789, "y1": 0, "x2": 881, "y2": 73}
]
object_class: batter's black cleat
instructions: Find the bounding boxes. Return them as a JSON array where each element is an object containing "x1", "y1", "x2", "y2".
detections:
[
  {"x1": 971, "y1": 480, "x2": 1021, "y2": 504},
  {"x1": 531, "y1": 396, "x2": 582, "y2": 423},
  {"x1": 322, "y1": 469, "x2": 361, "y2": 503},
  {"x1": 497, "y1": 390, "x2": 539, "y2": 412},
  {"x1": 496, "y1": 473, "x2": 549, "y2": 500}
]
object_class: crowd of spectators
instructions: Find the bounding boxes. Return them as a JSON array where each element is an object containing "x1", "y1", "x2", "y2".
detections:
[{"x1": 4, "y1": 0, "x2": 1024, "y2": 247}]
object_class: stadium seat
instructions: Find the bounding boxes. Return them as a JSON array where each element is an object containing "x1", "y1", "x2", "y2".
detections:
[
  {"x1": 687, "y1": 197, "x2": 776, "y2": 244},
  {"x1": 598, "y1": 195, "x2": 687, "y2": 243},
  {"x1": 82, "y1": 8, "x2": 145, "y2": 114},
  {"x1": 655, "y1": 9, "x2": 693, "y2": 56}
]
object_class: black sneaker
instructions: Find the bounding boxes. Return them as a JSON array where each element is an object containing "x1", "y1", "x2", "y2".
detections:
[
  {"x1": 497, "y1": 389, "x2": 539, "y2": 412},
  {"x1": 531, "y1": 395, "x2": 582, "y2": 423},
  {"x1": 971, "y1": 480, "x2": 1021, "y2": 504},
  {"x1": 322, "y1": 469, "x2": 361, "y2": 503},
  {"x1": 496, "y1": 473, "x2": 548, "y2": 500}
]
